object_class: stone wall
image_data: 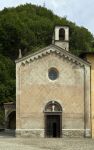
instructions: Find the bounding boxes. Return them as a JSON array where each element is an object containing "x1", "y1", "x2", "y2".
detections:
[{"x1": 16, "y1": 52, "x2": 91, "y2": 137}]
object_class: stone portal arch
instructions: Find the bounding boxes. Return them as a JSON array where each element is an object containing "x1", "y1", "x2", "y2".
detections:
[
  {"x1": 7, "y1": 111, "x2": 16, "y2": 129},
  {"x1": 44, "y1": 101, "x2": 62, "y2": 138},
  {"x1": 4, "y1": 102, "x2": 16, "y2": 130}
]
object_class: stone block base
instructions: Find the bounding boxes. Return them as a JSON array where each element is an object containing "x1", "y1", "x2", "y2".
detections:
[
  {"x1": 62, "y1": 130, "x2": 84, "y2": 137},
  {"x1": 62, "y1": 129, "x2": 91, "y2": 138},
  {"x1": 16, "y1": 129, "x2": 91, "y2": 138},
  {"x1": 16, "y1": 129, "x2": 44, "y2": 138}
]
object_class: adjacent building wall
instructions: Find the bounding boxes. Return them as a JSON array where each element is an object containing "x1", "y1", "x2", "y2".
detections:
[{"x1": 85, "y1": 54, "x2": 94, "y2": 138}]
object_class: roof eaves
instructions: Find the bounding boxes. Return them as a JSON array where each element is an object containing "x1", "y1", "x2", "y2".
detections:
[{"x1": 15, "y1": 44, "x2": 54, "y2": 63}]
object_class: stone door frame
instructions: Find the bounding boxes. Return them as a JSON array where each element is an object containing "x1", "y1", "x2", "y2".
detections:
[{"x1": 44, "y1": 112, "x2": 62, "y2": 138}]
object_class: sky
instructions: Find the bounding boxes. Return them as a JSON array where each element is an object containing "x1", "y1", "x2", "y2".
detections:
[{"x1": 0, "y1": 0, "x2": 94, "y2": 35}]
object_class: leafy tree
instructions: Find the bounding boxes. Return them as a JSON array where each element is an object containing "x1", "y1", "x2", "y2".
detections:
[
  {"x1": 0, "y1": 3, "x2": 94, "y2": 105},
  {"x1": 0, "y1": 55, "x2": 15, "y2": 104}
]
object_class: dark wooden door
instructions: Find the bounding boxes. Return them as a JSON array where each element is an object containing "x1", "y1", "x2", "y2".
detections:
[{"x1": 45, "y1": 115, "x2": 61, "y2": 138}]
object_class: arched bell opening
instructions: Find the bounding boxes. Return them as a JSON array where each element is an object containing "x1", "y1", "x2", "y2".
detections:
[
  {"x1": 44, "y1": 101, "x2": 62, "y2": 138},
  {"x1": 59, "y1": 28, "x2": 65, "y2": 41}
]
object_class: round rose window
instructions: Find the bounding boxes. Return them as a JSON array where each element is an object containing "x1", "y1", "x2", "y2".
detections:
[{"x1": 48, "y1": 68, "x2": 59, "y2": 80}]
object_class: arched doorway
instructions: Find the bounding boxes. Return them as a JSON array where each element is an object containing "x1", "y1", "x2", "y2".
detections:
[
  {"x1": 7, "y1": 111, "x2": 16, "y2": 129},
  {"x1": 44, "y1": 101, "x2": 62, "y2": 138}
]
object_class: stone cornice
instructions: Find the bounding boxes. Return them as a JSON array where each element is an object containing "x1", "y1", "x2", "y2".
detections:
[{"x1": 15, "y1": 44, "x2": 90, "y2": 67}]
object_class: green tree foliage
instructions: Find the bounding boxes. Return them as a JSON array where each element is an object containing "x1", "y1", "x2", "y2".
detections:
[
  {"x1": 0, "y1": 109, "x2": 4, "y2": 127},
  {"x1": 0, "y1": 3, "x2": 93, "y2": 59},
  {"x1": 70, "y1": 26, "x2": 93, "y2": 55},
  {"x1": 0, "y1": 3, "x2": 94, "y2": 104},
  {"x1": 0, "y1": 55, "x2": 15, "y2": 104}
]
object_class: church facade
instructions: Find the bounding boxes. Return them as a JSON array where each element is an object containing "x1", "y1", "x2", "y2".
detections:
[{"x1": 15, "y1": 26, "x2": 94, "y2": 138}]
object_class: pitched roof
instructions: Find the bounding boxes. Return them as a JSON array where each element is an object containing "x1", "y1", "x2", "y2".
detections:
[{"x1": 15, "y1": 44, "x2": 90, "y2": 67}]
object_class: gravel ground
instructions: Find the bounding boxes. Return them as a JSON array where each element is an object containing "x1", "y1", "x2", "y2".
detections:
[{"x1": 0, "y1": 136, "x2": 94, "y2": 150}]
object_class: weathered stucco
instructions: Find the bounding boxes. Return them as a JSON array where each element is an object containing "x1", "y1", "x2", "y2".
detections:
[{"x1": 16, "y1": 49, "x2": 91, "y2": 137}]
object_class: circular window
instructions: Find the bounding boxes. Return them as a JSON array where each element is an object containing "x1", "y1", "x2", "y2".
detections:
[{"x1": 48, "y1": 68, "x2": 59, "y2": 80}]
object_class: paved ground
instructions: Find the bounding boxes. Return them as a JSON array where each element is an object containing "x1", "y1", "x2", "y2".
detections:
[{"x1": 0, "y1": 134, "x2": 94, "y2": 150}]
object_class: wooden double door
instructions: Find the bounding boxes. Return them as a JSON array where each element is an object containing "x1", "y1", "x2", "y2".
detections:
[{"x1": 45, "y1": 114, "x2": 62, "y2": 138}]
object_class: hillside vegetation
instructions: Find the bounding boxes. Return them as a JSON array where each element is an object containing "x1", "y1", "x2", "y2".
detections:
[{"x1": 0, "y1": 3, "x2": 94, "y2": 104}]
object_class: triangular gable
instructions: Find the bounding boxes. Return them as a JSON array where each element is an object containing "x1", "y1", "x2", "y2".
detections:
[{"x1": 15, "y1": 44, "x2": 90, "y2": 67}]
